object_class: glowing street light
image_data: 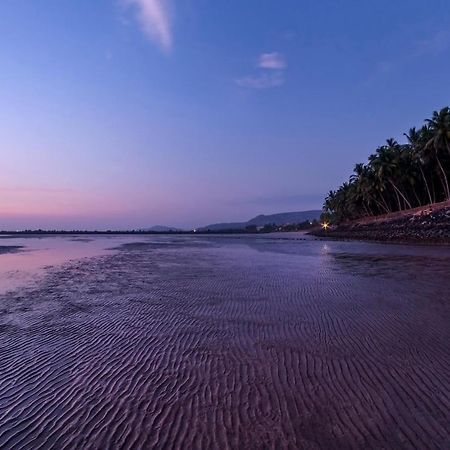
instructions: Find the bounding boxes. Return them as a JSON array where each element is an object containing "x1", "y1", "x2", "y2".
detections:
[{"x1": 321, "y1": 222, "x2": 329, "y2": 231}]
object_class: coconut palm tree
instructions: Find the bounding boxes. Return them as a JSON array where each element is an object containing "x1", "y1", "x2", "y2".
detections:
[
  {"x1": 404, "y1": 127, "x2": 433, "y2": 204},
  {"x1": 322, "y1": 106, "x2": 450, "y2": 222},
  {"x1": 425, "y1": 108, "x2": 450, "y2": 199},
  {"x1": 426, "y1": 107, "x2": 450, "y2": 157}
]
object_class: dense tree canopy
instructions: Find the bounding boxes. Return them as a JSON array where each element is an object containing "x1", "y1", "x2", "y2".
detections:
[{"x1": 323, "y1": 107, "x2": 450, "y2": 223}]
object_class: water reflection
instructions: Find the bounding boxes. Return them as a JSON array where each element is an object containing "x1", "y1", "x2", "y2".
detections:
[
  {"x1": 1, "y1": 233, "x2": 449, "y2": 296},
  {"x1": 0, "y1": 235, "x2": 146, "y2": 293}
]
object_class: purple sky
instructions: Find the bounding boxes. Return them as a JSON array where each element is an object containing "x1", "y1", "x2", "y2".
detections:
[{"x1": 1, "y1": 0, "x2": 449, "y2": 229}]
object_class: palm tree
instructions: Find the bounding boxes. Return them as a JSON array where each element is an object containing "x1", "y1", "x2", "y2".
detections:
[
  {"x1": 404, "y1": 127, "x2": 433, "y2": 204},
  {"x1": 384, "y1": 139, "x2": 412, "y2": 209},
  {"x1": 322, "y1": 107, "x2": 450, "y2": 223},
  {"x1": 426, "y1": 107, "x2": 450, "y2": 157},
  {"x1": 368, "y1": 142, "x2": 411, "y2": 211},
  {"x1": 425, "y1": 108, "x2": 450, "y2": 199},
  {"x1": 351, "y1": 163, "x2": 382, "y2": 215}
]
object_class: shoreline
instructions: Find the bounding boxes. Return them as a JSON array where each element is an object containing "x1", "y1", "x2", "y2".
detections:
[
  {"x1": 310, "y1": 230, "x2": 450, "y2": 245},
  {"x1": 310, "y1": 201, "x2": 450, "y2": 244},
  {"x1": 0, "y1": 245, "x2": 23, "y2": 254}
]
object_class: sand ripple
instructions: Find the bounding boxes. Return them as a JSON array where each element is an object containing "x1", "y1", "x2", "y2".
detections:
[{"x1": 0, "y1": 238, "x2": 449, "y2": 449}]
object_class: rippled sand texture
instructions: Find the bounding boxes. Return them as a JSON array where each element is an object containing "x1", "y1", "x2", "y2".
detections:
[{"x1": 0, "y1": 237, "x2": 449, "y2": 449}]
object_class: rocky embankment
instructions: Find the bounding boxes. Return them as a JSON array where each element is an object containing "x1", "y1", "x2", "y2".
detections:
[{"x1": 311, "y1": 202, "x2": 450, "y2": 243}]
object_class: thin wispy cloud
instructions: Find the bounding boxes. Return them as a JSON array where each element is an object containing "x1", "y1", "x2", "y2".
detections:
[
  {"x1": 258, "y1": 52, "x2": 286, "y2": 70},
  {"x1": 363, "y1": 28, "x2": 450, "y2": 87},
  {"x1": 236, "y1": 51, "x2": 287, "y2": 89},
  {"x1": 235, "y1": 72, "x2": 285, "y2": 89},
  {"x1": 124, "y1": 0, "x2": 173, "y2": 52},
  {"x1": 415, "y1": 30, "x2": 450, "y2": 56}
]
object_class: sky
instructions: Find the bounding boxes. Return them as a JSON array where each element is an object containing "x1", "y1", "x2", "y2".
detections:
[{"x1": 1, "y1": 0, "x2": 450, "y2": 230}]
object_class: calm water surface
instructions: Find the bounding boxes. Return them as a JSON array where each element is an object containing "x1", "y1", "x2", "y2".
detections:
[
  {"x1": 1, "y1": 233, "x2": 449, "y2": 294},
  {"x1": 0, "y1": 235, "x2": 144, "y2": 293}
]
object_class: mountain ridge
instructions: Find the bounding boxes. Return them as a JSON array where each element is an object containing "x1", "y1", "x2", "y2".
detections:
[
  {"x1": 141, "y1": 225, "x2": 181, "y2": 232},
  {"x1": 199, "y1": 210, "x2": 321, "y2": 231}
]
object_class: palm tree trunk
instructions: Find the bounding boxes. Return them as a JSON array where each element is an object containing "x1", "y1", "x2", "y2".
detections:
[
  {"x1": 436, "y1": 154, "x2": 450, "y2": 199},
  {"x1": 362, "y1": 204, "x2": 371, "y2": 217},
  {"x1": 390, "y1": 182, "x2": 402, "y2": 211},
  {"x1": 365, "y1": 201, "x2": 375, "y2": 216},
  {"x1": 373, "y1": 198, "x2": 389, "y2": 214},
  {"x1": 412, "y1": 188, "x2": 421, "y2": 207},
  {"x1": 431, "y1": 176, "x2": 436, "y2": 203},
  {"x1": 379, "y1": 193, "x2": 391, "y2": 213},
  {"x1": 419, "y1": 165, "x2": 433, "y2": 205},
  {"x1": 394, "y1": 187, "x2": 402, "y2": 210},
  {"x1": 389, "y1": 180, "x2": 412, "y2": 209}
]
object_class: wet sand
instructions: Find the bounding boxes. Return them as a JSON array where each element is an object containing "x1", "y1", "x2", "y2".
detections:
[
  {"x1": 0, "y1": 235, "x2": 449, "y2": 449},
  {"x1": 0, "y1": 245, "x2": 23, "y2": 255},
  {"x1": 0, "y1": 235, "x2": 134, "y2": 294}
]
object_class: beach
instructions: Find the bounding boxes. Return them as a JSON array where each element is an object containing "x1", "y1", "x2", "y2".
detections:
[
  {"x1": 0, "y1": 235, "x2": 449, "y2": 449},
  {"x1": 313, "y1": 201, "x2": 450, "y2": 244}
]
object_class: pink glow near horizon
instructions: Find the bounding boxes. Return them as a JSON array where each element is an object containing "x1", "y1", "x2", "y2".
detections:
[{"x1": 0, "y1": 185, "x2": 176, "y2": 229}]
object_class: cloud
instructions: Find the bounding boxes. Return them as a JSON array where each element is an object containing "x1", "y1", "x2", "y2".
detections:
[
  {"x1": 236, "y1": 51, "x2": 287, "y2": 89},
  {"x1": 415, "y1": 30, "x2": 450, "y2": 56},
  {"x1": 258, "y1": 52, "x2": 286, "y2": 70},
  {"x1": 235, "y1": 72, "x2": 285, "y2": 89},
  {"x1": 124, "y1": 0, "x2": 172, "y2": 52},
  {"x1": 363, "y1": 29, "x2": 450, "y2": 87}
]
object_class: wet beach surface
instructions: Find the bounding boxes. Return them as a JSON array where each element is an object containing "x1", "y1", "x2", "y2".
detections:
[
  {"x1": 0, "y1": 235, "x2": 134, "y2": 294},
  {"x1": 0, "y1": 235, "x2": 449, "y2": 449}
]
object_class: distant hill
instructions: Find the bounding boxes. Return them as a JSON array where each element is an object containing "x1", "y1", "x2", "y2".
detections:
[
  {"x1": 142, "y1": 225, "x2": 181, "y2": 232},
  {"x1": 198, "y1": 222, "x2": 245, "y2": 231},
  {"x1": 199, "y1": 210, "x2": 321, "y2": 231}
]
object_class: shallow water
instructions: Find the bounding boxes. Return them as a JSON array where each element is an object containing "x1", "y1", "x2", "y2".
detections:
[
  {"x1": 0, "y1": 234, "x2": 449, "y2": 449},
  {"x1": 0, "y1": 235, "x2": 151, "y2": 293}
]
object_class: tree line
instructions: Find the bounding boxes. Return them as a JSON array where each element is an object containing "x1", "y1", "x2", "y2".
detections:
[{"x1": 323, "y1": 107, "x2": 450, "y2": 223}]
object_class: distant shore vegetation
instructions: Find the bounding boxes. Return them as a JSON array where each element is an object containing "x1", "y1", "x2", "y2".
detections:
[
  {"x1": 1, "y1": 220, "x2": 319, "y2": 235},
  {"x1": 323, "y1": 107, "x2": 450, "y2": 223}
]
